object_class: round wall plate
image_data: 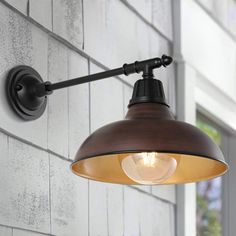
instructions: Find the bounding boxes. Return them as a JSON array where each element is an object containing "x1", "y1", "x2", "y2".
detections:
[{"x1": 6, "y1": 65, "x2": 47, "y2": 121}]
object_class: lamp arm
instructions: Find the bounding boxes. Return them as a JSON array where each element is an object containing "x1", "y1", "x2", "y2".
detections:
[
  {"x1": 6, "y1": 55, "x2": 172, "y2": 121},
  {"x1": 36, "y1": 55, "x2": 172, "y2": 97}
]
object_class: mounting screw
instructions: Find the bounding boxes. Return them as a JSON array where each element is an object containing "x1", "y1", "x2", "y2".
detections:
[{"x1": 15, "y1": 84, "x2": 23, "y2": 91}]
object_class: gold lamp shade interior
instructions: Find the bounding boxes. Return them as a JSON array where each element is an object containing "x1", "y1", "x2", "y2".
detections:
[{"x1": 72, "y1": 152, "x2": 227, "y2": 184}]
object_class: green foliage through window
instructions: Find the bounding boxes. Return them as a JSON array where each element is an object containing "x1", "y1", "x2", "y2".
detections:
[
  {"x1": 196, "y1": 119, "x2": 222, "y2": 236},
  {"x1": 196, "y1": 120, "x2": 221, "y2": 146}
]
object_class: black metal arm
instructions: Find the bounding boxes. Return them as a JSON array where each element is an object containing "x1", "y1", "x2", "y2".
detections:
[
  {"x1": 36, "y1": 55, "x2": 172, "y2": 97},
  {"x1": 6, "y1": 55, "x2": 172, "y2": 121}
]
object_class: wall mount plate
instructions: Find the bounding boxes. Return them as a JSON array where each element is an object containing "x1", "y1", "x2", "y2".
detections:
[{"x1": 6, "y1": 65, "x2": 47, "y2": 121}]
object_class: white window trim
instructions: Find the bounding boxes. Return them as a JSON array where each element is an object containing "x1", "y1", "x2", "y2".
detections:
[
  {"x1": 173, "y1": 1, "x2": 236, "y2": 235},
  {"x1": 175, "y1": 59, "x2": 236, "y2": 236}
]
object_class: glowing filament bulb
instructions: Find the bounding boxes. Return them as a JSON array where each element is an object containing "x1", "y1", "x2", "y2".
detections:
[
  {"x1": 121, "y1": 152, "x2": 177, "y2": 184},
  {"x1": 143, "y1": 152, "x2": 156, "y2": 166}
]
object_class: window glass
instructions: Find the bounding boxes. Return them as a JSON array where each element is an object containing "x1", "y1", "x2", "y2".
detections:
[{"x1": 196, "y1": 119, "x2": 222, "y2": 236}]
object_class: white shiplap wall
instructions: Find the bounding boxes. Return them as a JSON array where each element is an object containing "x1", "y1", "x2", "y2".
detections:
[{"x1": 0, "y1": 0, "x2": 176, "y2": 235}]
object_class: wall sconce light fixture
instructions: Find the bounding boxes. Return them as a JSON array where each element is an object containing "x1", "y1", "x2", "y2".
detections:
[{"x1": 6, "y1": 55, "x2": 228, "y2": 185}]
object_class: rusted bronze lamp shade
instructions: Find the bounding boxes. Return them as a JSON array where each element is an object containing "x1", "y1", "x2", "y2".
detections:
[{"x1": 71, "y1": 80, "x2": 228, "y2": 185}]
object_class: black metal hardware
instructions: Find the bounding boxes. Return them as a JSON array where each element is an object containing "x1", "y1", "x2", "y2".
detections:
[
  {"x1": 6, "y1": 66, "x2": 47, "y2": 120},
  {"x1": 6, "y1": 55, "x2": 172, "y2": 120},
  {"x1": 42, "y1": 54, "x2": 172, "y2": 95},
  {"x1": 128, "y1": 79, "x2": 167, "y2": 107}
]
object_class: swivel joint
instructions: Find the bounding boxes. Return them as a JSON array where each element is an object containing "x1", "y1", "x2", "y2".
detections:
[{"x1": 122, "y1": 55, "x2": 173, "y2": 77}]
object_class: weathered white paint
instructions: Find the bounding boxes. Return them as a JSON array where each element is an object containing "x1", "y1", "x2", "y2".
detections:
[
  {"x1": 124, "y1": 186, "x2": 175, "y2": 236},
  {"x1": 13, "y1": 228, "x2": 45, "y2": 236},
  {"x1": 68, "y1": 52, "x2": 89, "y2": 160},
  {"x1": 89, "y1": 181, "x2": 108, "y2": 236},
  {"x1": 0, "y1": 134, "x2": 50, "y2": 233},
  {"x1": 0, "y1": 226, "x2": 12, "y2": 236},
  {"x1": 0, "y1": 0, "x2": 176, "y2": 235},
  {"x1": 0, "y1": 5, "x2": 48, "y2": 148},
  {"x1": 84, "y1": 0, "x2": 146, "y2": 70},
  {"x1": 90, "y1": 63, "x2": 124, "y2": 131},
  {"x1": 123, "y1": 187, "x2": 140, "y2": 236},
  {"x1": 52, "y1": 0, "x2": 83, "y2": 49},
  {"x1": 83, "y1": 0, "x2": 169, "y2": 82},
  {"x1": 152, "y1": 0, "x2": 173, "y2": 41},
  {"x1": 107, "y1": 184, "x2": 124, "y2": 236},
  {"x1": 126, "y1": 0, "x2": 152, "y2": 22},
  {"x1": 29, "y1": 0, "x2": 52, "y2": 30},
  {"x1": 5, "y1": 0, "x2": 28, "y2": 14},
  {"x1": 50, "y1": 155, "x2": 89, "y2": 236},
  {"x1": 151, "y1": 185, "x2": 176, "y2": 204},
  {"x1": 48, "y1": 38, "x2": 69, "y2": 158}
]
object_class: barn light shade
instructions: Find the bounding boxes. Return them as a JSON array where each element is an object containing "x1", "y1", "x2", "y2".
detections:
[
  {"x1": 71, "y1": 80, "x2": 228, "y2": 184},
  {"x1": 6, "y1": 55, "x2": 228, "y2": 185}
]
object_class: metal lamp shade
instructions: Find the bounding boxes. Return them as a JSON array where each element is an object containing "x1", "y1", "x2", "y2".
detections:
[{"x1": 71, "y1": 103, "x2": 228, "y2": 184}]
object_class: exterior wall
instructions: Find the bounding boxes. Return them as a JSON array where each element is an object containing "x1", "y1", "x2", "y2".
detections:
[
  {"x1": 179, "y1": 0, "x2": 236, "y2": 131},
  {"x1": 175, "y1": 0, "x2": 236, "y2": 235},
  {"x1": 196, "y1": 0, "x2": 236, "y2": 38},
  {"x1": 0, "y1": 0, "x2": 176, "y2": 235}
]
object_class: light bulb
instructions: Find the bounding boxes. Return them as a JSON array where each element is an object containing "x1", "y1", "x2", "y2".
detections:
[{"x1": 121, "y1": 152, "x2": 177, "y2": 184}]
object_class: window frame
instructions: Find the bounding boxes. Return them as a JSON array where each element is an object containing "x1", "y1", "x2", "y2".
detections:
[
  {"x1": 196, "y1": 113, "x2": 229, "y2": 236},
  {"x1": 175, "y1": 61, "x2": 236, "y2": 236}
]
